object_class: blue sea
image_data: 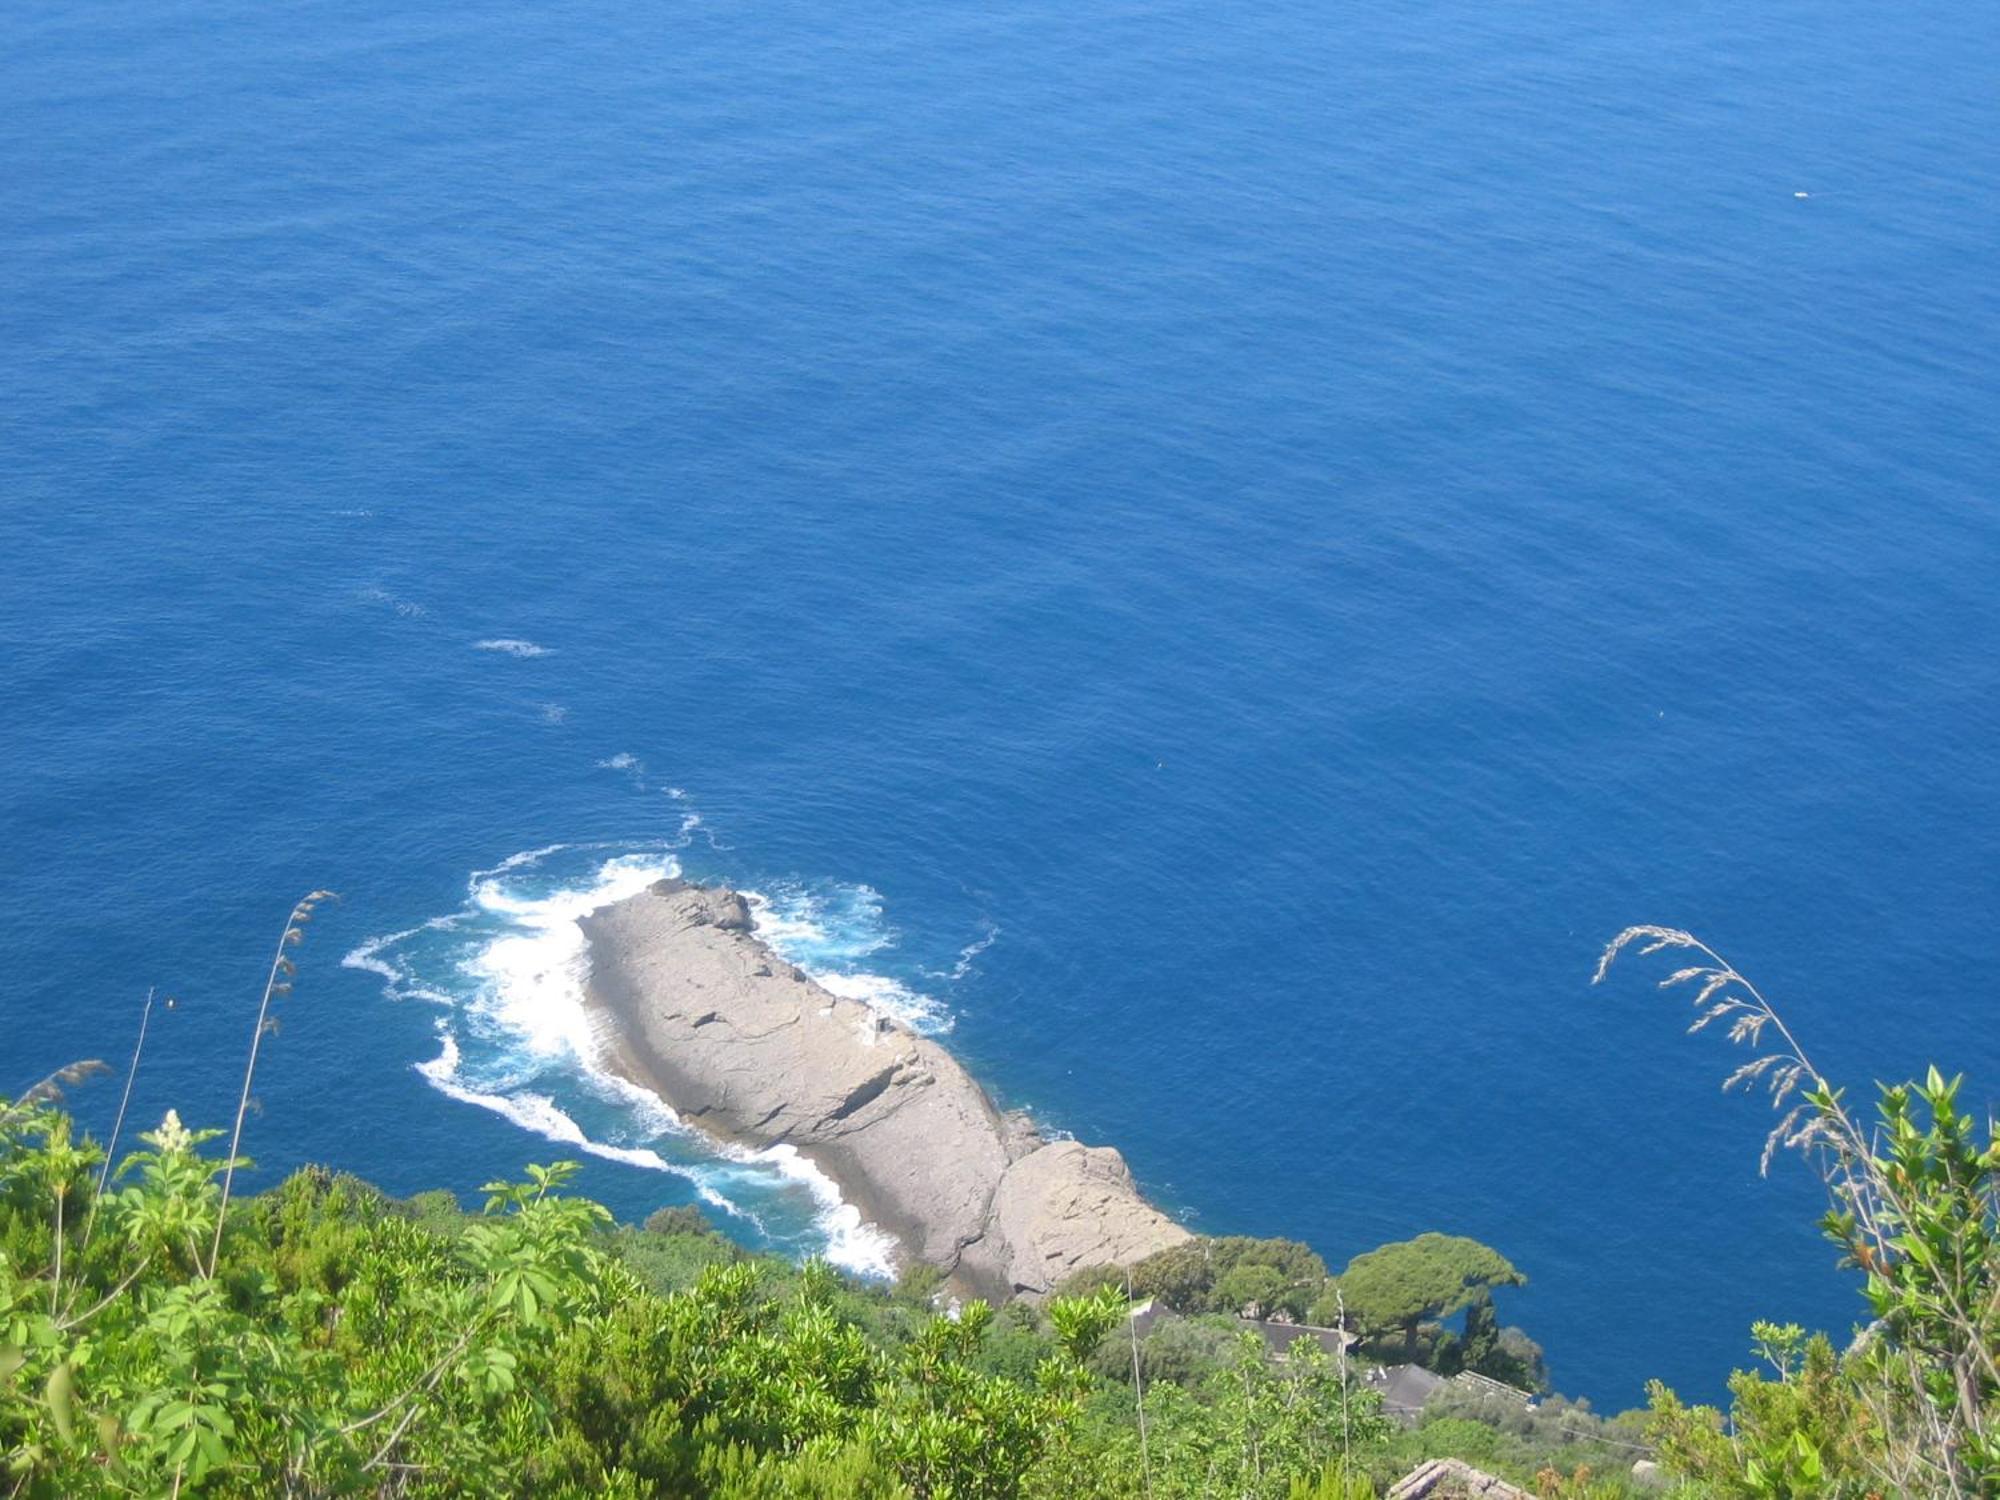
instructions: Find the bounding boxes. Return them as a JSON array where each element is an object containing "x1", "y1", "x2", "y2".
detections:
[{"x1": 3, "y1": 0, "x2": 1996, "y2": 1409}]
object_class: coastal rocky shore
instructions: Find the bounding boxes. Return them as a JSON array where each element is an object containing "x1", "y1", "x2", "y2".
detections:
[{"x1": 579, "y1": 878, "x2": 1189, "y2": 1298}]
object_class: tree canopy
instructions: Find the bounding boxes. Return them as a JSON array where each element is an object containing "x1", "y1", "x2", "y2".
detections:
[
  {"x1": 1320, "y1": 1234, "x2": 1525, "y2": 1350},
  {"x1": 1124, "y1": 1236, "x2": 1329, "y2": 1321}
]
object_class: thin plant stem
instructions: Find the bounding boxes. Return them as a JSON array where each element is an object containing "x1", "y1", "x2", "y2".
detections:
[
  {"x1": 58, "y1": 1253, "x2": 154, "y2": 1332},
  {"x1": 1671, "y1": 935, "x2": 2000, "y2": 1399},
  {"x1": 339, "y1": 1312, "x2": 490, "y2": 1438},
  {"x1": 83, "y1": 987, "x2": 154, "y2": 1255},
  {"x1": 1337, "y1": 1287, "x2": 1351, "y2": 1479},
  {"x1": 360, "y1": 1319, "x2": 485, "y2": 1469},
  {"x1": 1601, "y1": 925, "x2": 1998, "y2": 1493},
  {"x1": 209, "y1": 891, "x2": 332, "y2": 1278},
  {"x1": 1126, "y1": 1269, "x2": 1151, "y2": 1499},
  {"x1": 50, "y1": 1186, "x2": 63, "y2": 1316}
]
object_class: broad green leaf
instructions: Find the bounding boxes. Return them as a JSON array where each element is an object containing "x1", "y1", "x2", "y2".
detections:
[{"x1": 45, "y1": 1360, "x2": 75, "y2": 1442}]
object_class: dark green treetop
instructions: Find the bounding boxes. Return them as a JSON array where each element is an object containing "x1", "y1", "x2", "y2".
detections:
[{"x1": 1319, "y1": 1233, "x2": 1524, "y2": 1353}]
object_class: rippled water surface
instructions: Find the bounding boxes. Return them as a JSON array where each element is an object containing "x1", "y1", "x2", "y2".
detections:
[{"x1": 3, "y1": 0, "x2": 1997, "y2": 1406}]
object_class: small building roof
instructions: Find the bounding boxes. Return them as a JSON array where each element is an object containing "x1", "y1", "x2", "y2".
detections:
[
  {"x1": 1124, "y1": 1301, "x2": 1358, "y2": 1360},
  {"x1": 1364, "y1": 1362, "x2": 1445, "y2": 1421},
  {"x1": 1241, "y1": 1315, "x2": 1359, "y2": 1359},
  {"x1": 1126, "y1": 1298, "x2": 1181, "y2": 1339}
]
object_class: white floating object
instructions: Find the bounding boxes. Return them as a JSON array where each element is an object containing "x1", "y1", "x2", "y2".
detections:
[{"x1": 1794, "y1": 191, "x2": 1810, "y2": 199}]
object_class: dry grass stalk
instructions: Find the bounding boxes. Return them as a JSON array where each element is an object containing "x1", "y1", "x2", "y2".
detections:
[
  {"x1": 1593, "y1": 926, "x2": 1847, "y2": 1179},
  {"x1": 0, "y1": 1060, "x2": 109, "y2": 1131},
  {"x1": 207, "y1": 890, "x2": 337, "y2": 1276},
  {"x1": 82, "y1": 988, "x2": 170, "y2": 1257},
  {"x1": 1597, "y1": 925, "x2": 1998, "y2": 1496}
]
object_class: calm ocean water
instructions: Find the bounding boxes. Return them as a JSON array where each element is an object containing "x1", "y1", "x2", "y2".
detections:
[{"x1": 3, "y1": 0, "x2": 1996, "y2": 1407}]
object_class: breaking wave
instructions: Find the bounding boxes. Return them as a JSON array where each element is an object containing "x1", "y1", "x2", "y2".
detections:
[
  {"x1": 745, "y1": 882, "x2": 953, "y2": 1034},
  {"x1": 342, "y1": 842, "x2": 902, "y2": 1276}
]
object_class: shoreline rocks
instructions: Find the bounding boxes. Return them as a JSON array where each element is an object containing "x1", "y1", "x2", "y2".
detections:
[{"x1": 578, "y1": 878, "x2": 1189, "y2": 1298}]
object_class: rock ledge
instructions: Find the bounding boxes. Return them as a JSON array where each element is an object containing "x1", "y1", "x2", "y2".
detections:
[{"x1": 579, "y1": 879, "x2": 1189, "y2": 1297}]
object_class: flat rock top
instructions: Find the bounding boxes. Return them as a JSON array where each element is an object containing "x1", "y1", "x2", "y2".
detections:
[{"x1": 580, "y1": 879, "x2": 1189, "y2": 1297}]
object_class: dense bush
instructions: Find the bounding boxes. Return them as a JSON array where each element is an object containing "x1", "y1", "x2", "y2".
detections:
[
  {"x1": 1124, "y1": 1236, "x2": 1329, "y2": 1321},
  {"x1": 1603, "y1": 926, "x2": 2000, "y2": 1495},
  {"x1": 0, "y1": 1091, "x2": 1405, "y2": 1497},
  {"x1": 0, "y1": 1093, "x2": 1143, "y2": 1497}
]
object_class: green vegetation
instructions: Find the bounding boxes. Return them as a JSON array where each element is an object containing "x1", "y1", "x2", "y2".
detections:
[
  {"x1": 3, "y1": 904, "x2": 1993, "y2": 1495},
  {"x1": 1320, "y1": 1234, "x2": 1526, "y2": 1362},
  {"x1": 1113, "y1": 1235, "x2": 1329, "y2": 1321},
  {"x1": 1439, "y1": 1291, "x2": 1549, "y2": 1391},
  {"x1": 1404, "y1": 1391, "x2": 1648, "y2": 1485},
  {"x1": 0, "y1": 1090, "x2": 1434, "y2": 1497},
  {"x1": 1093, "y1": 1229, "x2": 1544, "y2": 1394},
  {"x1": 1602, "y1": 926, "x2": 2000, "y2": 1497},
  {"x1": 1645, "y1": 1324, "x2": 1877, "y2": 1497}
]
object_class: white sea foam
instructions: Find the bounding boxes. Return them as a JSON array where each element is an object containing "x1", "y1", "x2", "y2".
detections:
[
  {"x1": 362, "y1": 587, "x2": 427, "y2": 617},
  {"x1": 815, "y1": 970, "x2": 946, "y2": 1032},
  {"x1": 342, "y1": 911, "x2": 468, "y2": 1005},
  {"x1": 416, "y1": 1033, "x2": 740, "y2": 1213},
  {"x1": 353, "y1": 845, "x2": 900, "y2": 1279},
  {"x1": 744, "y1": 886, "x2": 884, "y2": 957},
  {"x1": 746, "y1": 886, "x2": 951, "y2": 1034},
  {"x1": 577, "y1": 1060, "x2": 688, "y2": 1135},
  {"x1": 577, "y1": 1062, "x2": 897, "y2": 1273},
  {"x1": 464, "y1": 854, "x2": 673, "y2": 1059},
  {"x1": 597, "y1": 752, "x2": 660, "y2": 791},
  {"x1": 750, "y1": 1144, "x2": 899, "y2": 1276},
  {"x1": 479, "y1": 844, "x2": 571, "y2": 876},
  {"x1": 474, "y1": 638, "x2": 553, "y2": 657},
  {"x1": 933, "y1": 922, "x2": 1000, "y2": 982}
]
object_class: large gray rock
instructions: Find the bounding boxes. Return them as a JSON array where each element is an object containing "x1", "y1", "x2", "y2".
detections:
[
  {"x1": 983, "y1": 1139, "x2": 1193, "y2": 1294},
  {"x1": 579, "y1": 879, "x2": 1188, "y2": 1297}
]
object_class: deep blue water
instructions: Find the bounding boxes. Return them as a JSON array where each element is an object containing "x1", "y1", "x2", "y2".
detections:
[{"x1": 4, "y1": 0, "x2": 1997, "y2": 1409}]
